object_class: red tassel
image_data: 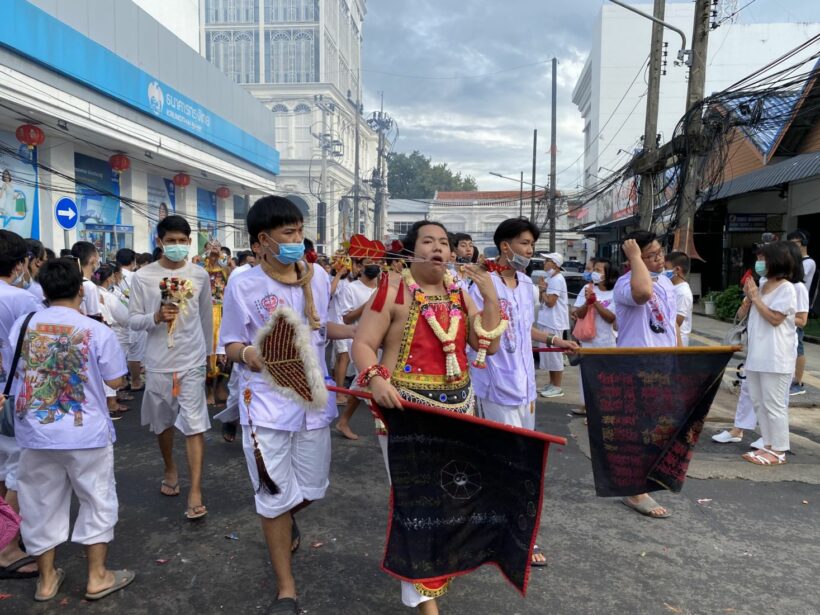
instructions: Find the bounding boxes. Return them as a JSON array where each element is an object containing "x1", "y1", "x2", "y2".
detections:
[
  {"x1": 395, "y1": 278, "x2": 404, "y2": 305},
  {"x1": 370, "y1": 272, "x2": 390, "y2": 312}
]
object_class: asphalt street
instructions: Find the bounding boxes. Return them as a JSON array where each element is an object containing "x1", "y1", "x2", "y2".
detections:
[{"x1": 1, "y1": 390, "x2": 818, "y2": 615}]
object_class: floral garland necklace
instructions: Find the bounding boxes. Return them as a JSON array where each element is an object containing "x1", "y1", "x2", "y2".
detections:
[{"x1": 402, "y1": 268, "x2": 463, "y2": 381}]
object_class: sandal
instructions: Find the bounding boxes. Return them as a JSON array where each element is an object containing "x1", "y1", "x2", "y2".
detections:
[
  {"x1": 0, "y1": 555, "x2": 38, "y2": 579},
  {"x1": 268, "y1": 597, "x2": 299, "y2": 614},
  {"x1": 742, "y1": 449, "x2": 786, "y2": 465},
  {"x1": 531, "y1": 545, "x2": 548, "y2": 567},
  {"x1": 185, "y1": 504, "x2": 208, "y2": 520},
  {"x1": 620, "y1": 495, "x2": 671, "y2": 518},
  {"x1": 34, "y1": 568, "x2": 66, "y2": 602},
  {"x1": 222, "y1": 421, "x2": 238, "y2": 443},
  {"x1": 84, "y1": 569, "x2": 136, "y2": 600},
  {"x1": 160, "y1": 481, "x2": 180, "y2": 497}
]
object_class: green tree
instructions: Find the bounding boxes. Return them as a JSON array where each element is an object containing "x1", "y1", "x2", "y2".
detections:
[{"x1": 387, "y1": 151, "x2": 478, "y2": 198}]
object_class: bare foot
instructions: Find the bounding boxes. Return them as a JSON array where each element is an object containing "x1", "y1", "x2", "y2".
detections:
[{"x1": 336, "y1": 422, "x2": 359, "y2": 440}]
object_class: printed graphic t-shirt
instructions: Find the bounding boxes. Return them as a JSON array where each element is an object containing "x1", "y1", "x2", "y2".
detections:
[
  {"x1": 614, "y1": 272, "x2": 677, "y2": 348},
  {"x1": 10, "y1": 306, "x2": 127, "y2": 450}
]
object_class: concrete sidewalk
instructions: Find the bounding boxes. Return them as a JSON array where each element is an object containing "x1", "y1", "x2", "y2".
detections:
[{"x1": 535, "y1": 315, "x2": 820, "y2": 485}]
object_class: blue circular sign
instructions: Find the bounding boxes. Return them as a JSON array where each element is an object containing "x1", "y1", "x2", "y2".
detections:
[{"x1": 55, "y1": 197, "x2": 78, "y2": 230}]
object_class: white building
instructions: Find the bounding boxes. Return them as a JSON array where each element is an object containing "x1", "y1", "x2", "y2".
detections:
[
  {"x1": 194, "y1": 0, "x2": 379, "y2": 253},
  {"x1": 571, "y1": 3, "x2": 820, "y2": 228},
  {"x1": 0, "y1": 0, "x2": 279, "y2": 255},
  {"x1": 385, "y1": 192, "x2": 588, "y2": 263}
]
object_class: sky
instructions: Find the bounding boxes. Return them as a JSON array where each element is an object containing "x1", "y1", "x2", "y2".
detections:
[{"x1": 360, "y1": 0, "x2": 820, "y2": 193}]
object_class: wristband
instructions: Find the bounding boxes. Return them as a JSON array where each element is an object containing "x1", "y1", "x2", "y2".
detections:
[
  {"x1": 241, "y1": 345, "x2": 253, "y2": 364},
  {"x1": 355, "y1": 364, "x2": 390, "y2": 388}
]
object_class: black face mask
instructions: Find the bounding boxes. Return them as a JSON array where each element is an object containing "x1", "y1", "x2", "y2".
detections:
[{"x1": 363, "y1": 265, "x2": 381, "y2": 279}]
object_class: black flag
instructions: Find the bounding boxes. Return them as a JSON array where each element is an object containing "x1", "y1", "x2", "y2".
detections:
[
  {"x1": 580, "y1": 347, "x2": 734, "y2": 497},
  {"x1": 375, "y1": 403, "x2": 564, "y2": 595}
]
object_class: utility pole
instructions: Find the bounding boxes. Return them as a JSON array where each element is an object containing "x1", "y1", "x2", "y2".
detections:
[
  {"x1": 315, "y1": 94, "x2": 330, "y2": 249},
  {"x1": 675, "y1": 0, "x2": 711, "y2": 256},
  {"x1": 548, "y1": 57, "x2": 558, "y2": 252},
  {"x1": 519, "y1": 171, "x2": 524, "y2": 218},
  {"x1": 637, "y1": 0, "x2": 665, "y2": 232},
  {"x1": 367, "y1": 92, "x2": 394, "y2": 241},
  {"x1": 530, "y1": 129, "x2": 537, "y2": 221}
]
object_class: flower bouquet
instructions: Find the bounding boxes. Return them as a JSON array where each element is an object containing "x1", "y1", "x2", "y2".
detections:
[{"x1": 159, "y1": 277, "x2": 194, "y2": 348}]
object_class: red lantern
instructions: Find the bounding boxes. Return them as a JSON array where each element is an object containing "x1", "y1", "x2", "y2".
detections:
[
  {"x1": 109, "y1": 154, "x2": 130, "y2": 174},
  {"x1": 15, "y1": 124, "x2": 45, "y2": 149},
  {"x1": 173, "y1": 173, "x2": 191, "y2": 188},
  {"x1": 216, "y1": 186, "x2": 231, "y2": 199}
]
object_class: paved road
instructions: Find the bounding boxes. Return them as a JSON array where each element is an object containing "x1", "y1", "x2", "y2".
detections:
[{"x1": 1, "y1": 392, "x2": 818, "y2": 614}]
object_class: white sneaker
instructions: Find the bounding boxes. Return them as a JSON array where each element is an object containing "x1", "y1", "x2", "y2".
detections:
[
  {"x1": 539, "y1": 385, "x2": 564, "y2": 398},
  {"x1": 712, "y1": 430, "x2": 742, "y2": 443},
  {"x1": 750, "y1": 437, "x2": 764, "y2": 450}
]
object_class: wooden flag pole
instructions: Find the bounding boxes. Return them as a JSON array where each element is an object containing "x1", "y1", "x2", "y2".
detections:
[{"x1": 533, "y1": 345, "x2": 740, "y2": 355}]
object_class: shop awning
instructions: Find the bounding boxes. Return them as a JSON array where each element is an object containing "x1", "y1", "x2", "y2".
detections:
[{"x1": 705, "y1": 151, "x2": 820, "y2": 202}]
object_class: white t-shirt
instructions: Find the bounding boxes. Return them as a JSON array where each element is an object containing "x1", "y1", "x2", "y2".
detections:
[
  {"x1": 338, "y1": 279, "x2": 376, "y2": 322},
  {"x1": 803, "y1": 257, "x2": 816, "y2": 295},
  {"x1": 745, "y1": 280, "x2": 796, "y2": 374},
  {"x1": 128, "y1": 261, "x2": 213, "y2": 373},
  {"x1": 795, "y1": 281, "x2": 809, "y2": 314},
  {"x1": 219, "y1": 264, "x2": 337, "y2": 431},
  {"x1": 537, "y1": 272, "x2": 569, "y2": 331},
  {"x1": 0, "y1": 280, "x2": 43, "y2": 390},
  {"x1": 673, "y1": 281, "x2": 694, "y2": 345},
  {"x1": 572, "y1": 286, "x2": 617, "y2": 347},
  {"x1": 26, "y1": 280, "x2": 45, "y2": 306},
  {"x1": 614, "y1": 272, "x2": 677, "y2": 348},
  {"x1": 469, "y1": 272, "x2": 536, "y2": 406},
  {"x1": 328, "y1": 276, "x2": 351, "y2": 324},
  {"x1": 80, "y1": 279, "x2": 101, "y2": 317},
  {"x1": 10, "y1": 306, "x2": 127, "y2": 450}
]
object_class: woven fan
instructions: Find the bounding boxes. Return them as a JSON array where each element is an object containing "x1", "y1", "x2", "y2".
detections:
[{"x1": 253, "y1": 305, "x2": 329, "y2": 411}]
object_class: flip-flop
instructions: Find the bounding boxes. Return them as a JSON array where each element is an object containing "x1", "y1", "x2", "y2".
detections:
[
  {"x1": 571, "y1": 407, "x2": 587, "y2": 416},
  {"x1": 268, "y1": 597, "x2": 299, "y2": 614},
  {"x1": 185, "y1": 504, "x2": 208, "y2": 520},
  {"x1": 222, "y1": 421, "x2": 237, "y2": 443},
  {"x1": 0, "y1": 555, "x2": 38, "y2": 579},
  {"x1": 34, "y1": 568, "x2": 65, "y2": 601},
  {"x1": 291, "y1": 519, "x2": 301, "y2": 554},
  {"x1": 84, "y1": 569, "x2": 136, "y2": 601},
  {"x1": 530, "y1": 545, "x2": 548, "y2": 567},
  {"x1": 160, "y1": 481, "x2": 180, "y2": 497},
  {"x1": 620, "y1": 496, "x2": 671, "y2": 518}
]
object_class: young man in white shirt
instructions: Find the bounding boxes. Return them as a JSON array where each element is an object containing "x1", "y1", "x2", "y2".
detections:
[
  {"x1": 221, "y1": 196, "x2": 353, "y2": 615},
  {"x1": 334, "y1": 260, "x2": 380, "y2": 440},
  {"x1": 70, "y1": 241, "x2": 102, "y2": 321},
  {"x1": 664, "y1": 251, "x2": 693, "y2": 346},
  {"x1": 787, "y1": 230, "x2": 815, "y2": 395},
  {"x1": 129, "y1": 216, "x2": 213, "y2": 520},
  {"x1": 538, "y1": 252, "x2": 570, "y2": 398},
  {"x1": 11, "y1": 257, "x2": 134, "y2": 602},
  {"x1": 115, "y1": 249, "x2": 144, "y2": 393},
  {"x1": 0, "y1": 229, "x2": 42, "y2": 581}
]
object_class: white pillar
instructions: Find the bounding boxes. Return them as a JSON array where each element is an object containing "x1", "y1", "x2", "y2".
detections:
[
  {"x1": 120, "y1": 167, "x2": 149, "y2": 252},
  {"x1": 37, "y1": 139, "x2": 76, "y2": 252},
  {"x1": 218, "y1": 193, "x2": 234, "y2": 252}
]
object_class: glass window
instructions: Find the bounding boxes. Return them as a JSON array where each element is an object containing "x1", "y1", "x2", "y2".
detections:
[
  {"x1": 392, "y1": 221, "x2": 415, "y2": 236},
  {"x1": 266, "y1": 0, "x2": 319, "y2": 23},
  {"x1": 266, "y1": 28, "x2": 318, "y2": 83},
  {"x1": 206, "y1": 31, "x2": 258, "y2": 83},
  {"x1": 293, "y1": 103, "x2": 312, "y2": 159},
  {"x1": 205, "y1": 0, "x2": 258, "y2": 24}
]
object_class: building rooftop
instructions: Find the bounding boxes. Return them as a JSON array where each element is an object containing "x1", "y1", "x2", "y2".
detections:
[{"x1": 434, "y1": 190, "x2": 547, "y2": 203}]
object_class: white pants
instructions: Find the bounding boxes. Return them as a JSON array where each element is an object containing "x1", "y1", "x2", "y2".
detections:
[
  {"x1": 141, "y1": 367, "x2": 210, "y2": 436},
  {"x1": 745, "y1": 370, "x2": 791, "y2": 451},
  {"x1": 17, "y1": 445, "x2": 118, "y2": 556},
  {"x1": 476, "y1": 397, "x2": 535, "y2": 431},
  {"x1": 733, "y1": 379, "x2": 757, "y2": 431},
  {"x1": 241, "y1": 425, "x2": 331, "y2": 519},
  {"x1": 0, "y1": 434, "x2": 20, "y2": 491},
  {"x1": 128, "y1": 330, "x2": 147, "y2": 362}
]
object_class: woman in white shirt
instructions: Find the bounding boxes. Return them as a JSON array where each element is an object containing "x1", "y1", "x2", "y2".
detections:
[
  {"x1": 571, "y1": 258, "x2": 618, "y2": 415},
  {"x1": 742, "y1": 241, "x2": 797, "y2": 465},
  {"x1": 94, "y1": 264, "x2": 131, "y2": 416}
]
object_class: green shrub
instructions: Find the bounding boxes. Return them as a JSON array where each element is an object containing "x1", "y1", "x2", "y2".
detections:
[{"x1": 715, "y1": 285, "x2": 743, "y2": 320}]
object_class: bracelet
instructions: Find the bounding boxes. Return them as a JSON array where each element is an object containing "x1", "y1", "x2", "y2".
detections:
[
  {"x1": 471, "y1": 313, "x2": 509, "y2": 369},
  {"x1": 240, "y1": 345, "x2": 253, "y2": 364},
  {"x1": 355, "y1": 364, "x2": 390, "y2": 388},
  {"x1": 547, "y1": 334, "x2": 557, "y2": 347}
]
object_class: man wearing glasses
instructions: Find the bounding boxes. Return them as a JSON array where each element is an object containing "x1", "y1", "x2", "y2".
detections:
[{"x1": 612, "y1": 230, "x2": 678, "y2": 519}]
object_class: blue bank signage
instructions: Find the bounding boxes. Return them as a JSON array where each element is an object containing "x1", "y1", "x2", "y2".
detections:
[{"x1": 2, "y1": 0, "x2": 279, "y2": 176}]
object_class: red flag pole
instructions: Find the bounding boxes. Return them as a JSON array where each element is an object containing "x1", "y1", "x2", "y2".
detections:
[{"x1": 327, "y1": 385, "x2": 567, "y2": 446}]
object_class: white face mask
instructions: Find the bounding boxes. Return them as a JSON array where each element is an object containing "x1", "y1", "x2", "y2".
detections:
[{"x1": 591, "y1": 271, "x2": 602, "y2": 285}]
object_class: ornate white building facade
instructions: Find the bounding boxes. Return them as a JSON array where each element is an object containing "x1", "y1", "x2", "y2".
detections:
[{"x1": 199, "y1": 0, "x2": 379, "y2": 252}]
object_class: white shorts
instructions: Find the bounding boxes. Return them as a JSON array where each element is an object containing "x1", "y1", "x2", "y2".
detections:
[
  {"x1": 17, "y1": 445, "x2": 118, "y2": 556},
  {"x1": 242, "y1": 425, "x2": 331, "y2": 519},
  {"x1": 537, "y1": 327, "x2": 565, "y2": 372},
  {"x1": 476, "y1": 397, "x2": 535, "y2": 431},
  {"x1": 128, "y1": 330, "x2": 147, "y2": 362},
  {"x1": 141, "y1": 367, "x2": 210, "y2": 436},
  {"x1": 334, "y1": 339, "x2": 351, "y2": 354},
  {"x1": 0, "y1": 434, "x2": 20, "y2": 491}
]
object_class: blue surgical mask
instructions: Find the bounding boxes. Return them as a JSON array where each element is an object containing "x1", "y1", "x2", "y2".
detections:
[
  {"x1": 754, "y1": 261, "x2": 766, "y2": 277},
  {"x1": 264, "y1": 234, "x2": 305, "y2": 265},
  {"x1": 218, "y1": 257, "x2": 228, "y2": 267},
  {"x1": 582, "y1": 271, "x2": 592, "y2": 282},
  {"x1": 161, "y1": 242, "x2": 189, "y2": 263},
  {"x1": 664, "y1": 269, "x2": 675, "y2": 279}
]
